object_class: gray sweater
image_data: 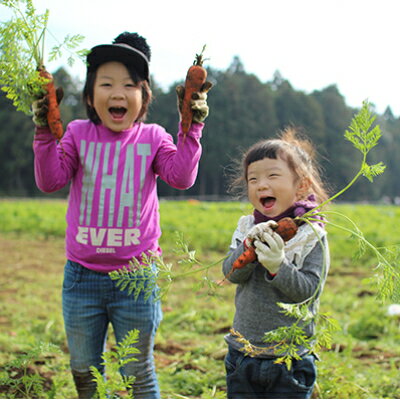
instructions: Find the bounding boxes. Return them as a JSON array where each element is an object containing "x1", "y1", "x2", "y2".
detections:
[{"x1": 223, "y1": 215, "x2": 330, "y2": 358}]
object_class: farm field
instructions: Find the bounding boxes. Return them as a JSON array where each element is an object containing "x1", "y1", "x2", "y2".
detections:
[{"x1": 1, "y1": 199, "x2": 400, "y2": 398}]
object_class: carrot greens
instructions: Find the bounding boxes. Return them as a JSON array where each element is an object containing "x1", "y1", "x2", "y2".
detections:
[{"x1": 0, "y1": 0, "x2": 86, "y2": 114}]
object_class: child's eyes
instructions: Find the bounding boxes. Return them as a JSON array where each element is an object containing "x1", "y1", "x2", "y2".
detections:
[
  {"x1": 248, "y1": 174, "x2": 279, "y2": 182},
  {"x1": 98, "y1": 82, "x2": 137, "y2": 88}
]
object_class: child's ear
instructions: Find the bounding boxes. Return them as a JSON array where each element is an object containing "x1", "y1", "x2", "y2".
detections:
[{"x1": 296, "y1": 177, "x2": 311, "y2": 199}]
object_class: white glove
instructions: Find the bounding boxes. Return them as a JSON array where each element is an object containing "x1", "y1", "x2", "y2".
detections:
[
  {"x1": 190, "y1": 91, "x2": 209, "y2": 123},
  {"x1": 254, "y1": 230, "x2": 285, "y2": 274},
  {"x1": 245, "y1": 220, "x2": 278, "y2": 247}
]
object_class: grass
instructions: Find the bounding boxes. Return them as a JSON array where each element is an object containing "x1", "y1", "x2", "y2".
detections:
[{"x1": 1, "y1": 199, "x2": 400, "y2": 398}]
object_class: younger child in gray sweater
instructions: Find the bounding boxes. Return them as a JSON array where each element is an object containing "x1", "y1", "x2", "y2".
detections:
[{"x1": 223, "y1": 128, "x2": 330, "y2": 399}]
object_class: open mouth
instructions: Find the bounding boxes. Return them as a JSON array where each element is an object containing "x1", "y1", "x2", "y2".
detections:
[
  {"x1": 109, "y1": 107, "x2": 127, "y2": 120},
  {"x1": 260, "y1": 196, "x2": 276, "y2": 209}
]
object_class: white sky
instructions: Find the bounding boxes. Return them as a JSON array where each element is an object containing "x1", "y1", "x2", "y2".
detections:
[{"x1": 2, "y1": 0, "x2": 399, "y2": 116}]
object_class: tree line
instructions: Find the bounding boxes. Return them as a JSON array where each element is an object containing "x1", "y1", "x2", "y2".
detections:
[{"x1": 1, "y1": 56, "x2": 399, "y2": 202}]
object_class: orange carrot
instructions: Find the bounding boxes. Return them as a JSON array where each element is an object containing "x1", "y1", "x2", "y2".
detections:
[
  {"x1": 232, "y1": 246, "x2": 257, "y2": 270},
  {"x1": 274, "y1": 217, "x2": 299, "y2": 242},
  {"x1": 39, "y1": 67, "x2": 63, "y2": 140},
  {"x1": 232, "y1": 217, "x2": 299, "y2": 270},
  {"x1": 181, "y1": 46, "x2": 207, "y2": 139}
]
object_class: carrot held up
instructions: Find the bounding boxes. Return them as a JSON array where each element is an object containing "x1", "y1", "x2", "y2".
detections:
[
  {"x1": 32, "y1": 67, "x2": 64, "y2": 139},
  {"x1": 0, "y1": 0, "x2": 84, "y2": 140},
  {"x1": 176, "y1": 45, "x2": 213, "y2": 141},
  {"x1": 38, "y1": 67, "x2": 64, "y2": 139}
]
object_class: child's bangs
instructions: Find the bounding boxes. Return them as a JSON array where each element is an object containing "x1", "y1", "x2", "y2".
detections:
[
  {"x1": 245, "y1": 141, "x2": 281, "y2": 167},
  {"x1": 244, "y1": 140, "x2": 302, "y2": 181},
  {"x1": 125, "y1": 64, "x2": 142, "y2": 84}
]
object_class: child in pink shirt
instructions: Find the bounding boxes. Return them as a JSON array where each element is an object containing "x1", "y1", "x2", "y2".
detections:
[{"x1": 32, "y1": 31, "x2": 211, "y2": 398}]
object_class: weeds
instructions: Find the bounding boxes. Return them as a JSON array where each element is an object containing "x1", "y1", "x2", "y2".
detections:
[
  {"x1": 0, "y1": 342, "x2": 63, "y2": 398},
  {"x1": 1, "y1": 204, "x2": 400, "y2": 397}
]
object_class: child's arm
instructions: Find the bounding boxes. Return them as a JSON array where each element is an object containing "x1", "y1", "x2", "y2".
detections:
[
  {"x1": 32, "y1": 89, "x2": 78, "y2": 193},
  {"x1": 153, "y1": 122, "x2": 203, "y2": 189},
  {"x1": 266, "y1": 237, "x2": 329, "y2": 303},
  {"x1": 33, "y1": 126, "x2": 78, "y2": 193},
  {"x1": 152, "y1": 85, "x2": 210, "y2": 188}
]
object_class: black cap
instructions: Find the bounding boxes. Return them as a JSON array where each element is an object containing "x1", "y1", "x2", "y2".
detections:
[{"x1": 87, "y1": 41, "x2": 150, "y2": 82}]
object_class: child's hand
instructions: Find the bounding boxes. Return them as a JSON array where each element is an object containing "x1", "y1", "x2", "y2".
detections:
[
  {"x1": 245, "y1": 221, "x2": 278, "y2": 247},
  {"x1": 176, "y1": 81, "x2": 212, "y2": 124},
  {"x1": 32, "y1": 96, "x2": 49, "y2": 127},
  {"x1": 253, "y1": 231, "x2": 285, "y2": 274},
  {"x1": 32, "y1": 87, "x2": 64, "y2": 127},
  {"x1": 190, "y1": 91, "x2": 209, "y2": 123}
]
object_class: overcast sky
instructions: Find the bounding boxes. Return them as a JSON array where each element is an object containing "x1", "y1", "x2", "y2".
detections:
[{"x1": 2, "y1": 0, "x2": 399, "y2": 116}]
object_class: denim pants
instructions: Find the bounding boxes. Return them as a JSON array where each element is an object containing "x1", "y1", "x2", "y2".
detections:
[
  {"x1": 62, "y1": 260, "x2": 162, "y2": 399},
  {"x1": 225, "y1": 346, "x2": 317, "y2": 399}
]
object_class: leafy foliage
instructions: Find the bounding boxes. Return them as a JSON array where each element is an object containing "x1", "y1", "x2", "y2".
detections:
[
  {"x1": 109, "y1": 254, "x2": 161, "y2": 301},
  {"x1": 110, "y1": 232, "x2": 223, "y2": 302},
  {"x1": 0, "y1": 0, "x2": 85, "y2": 114},
  {"x1": 90, "y1": 329, "x2": 140, "y2": 399},
  {"x1": 344, "y1": 100, "x2": 386, "y2": 182},
  {"x1": 0, "y1": 342, "x2": 62, "y2": 398}
]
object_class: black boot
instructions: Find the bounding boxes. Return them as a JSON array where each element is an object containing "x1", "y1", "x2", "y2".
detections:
[{"x1": 72, "y1": 370, "x2": 98, "y2": 399}]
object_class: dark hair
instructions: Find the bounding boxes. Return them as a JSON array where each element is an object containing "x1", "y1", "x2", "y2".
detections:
[
  {"x1": 229, "y1": 127, "x2": 329, "y2": 204},
  {"x1": 83, "y1": 32, "x2": 153, "y2": 124}
]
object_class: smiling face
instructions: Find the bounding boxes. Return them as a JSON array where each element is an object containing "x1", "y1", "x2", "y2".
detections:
[
  {"x1": 90, "y1": 61, "x2": 143, "y2": 132},
  {"x1": 247, "y1": 156, "x2": 303, "y2": 218}
]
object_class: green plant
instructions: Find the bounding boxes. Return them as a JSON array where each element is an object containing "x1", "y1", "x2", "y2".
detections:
[
  {"x1": 0, "y1": 341, "x2": 61, "y2": 398},
  {"x1": 0, "y1": 0, "x2": 86, "y2": 114},
  {"x1": 1, "y1": 204, "x2": 400, "y2": 398},
  {"x1": 300, "y1": 101, "x2": 398, "y2": 301},
  {"x1": 110, "y1": 232, "x2": 224, "y2": 301},
  {"x1": 90, "y1": 329, "x2": 140, "y2": 399}
]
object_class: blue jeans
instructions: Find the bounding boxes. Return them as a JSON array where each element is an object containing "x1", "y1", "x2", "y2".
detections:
[
  {"x1": 225, "y1": 346, "x2": 317, "y2": 399},
  {"x1": 62, "y1": 260, "x2": 162, "y2": 399}
]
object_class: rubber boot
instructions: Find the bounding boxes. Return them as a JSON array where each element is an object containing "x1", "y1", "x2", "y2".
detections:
[{"x1": 72, "y1": 370, "x2": 98, "y2": 399}]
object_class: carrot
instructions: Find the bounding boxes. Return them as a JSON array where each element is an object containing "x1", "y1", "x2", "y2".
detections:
[
  {"x1": 274, "y1": 217, "x2": 299, "y2": 242},
  {"x1": 232, "y1": 217, "x2": 299, "y2": 270},
  {"x1": 181, "y1": 46, "x2": 208, "y2": 139},
  {"x1": 232, "y1": 246, "x2": 257, "y2": 270},
  {"x1": 38, "y1": 67, "x2": 63, "y2": 140}
]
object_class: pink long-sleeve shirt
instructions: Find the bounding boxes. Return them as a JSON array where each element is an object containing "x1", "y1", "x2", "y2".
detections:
[{"x1": 33, "y1": 120, "x2": 203, "y2": 272}]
